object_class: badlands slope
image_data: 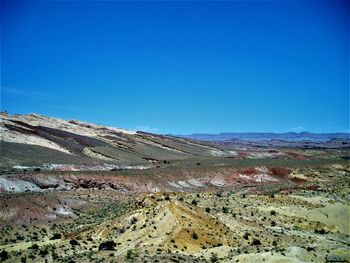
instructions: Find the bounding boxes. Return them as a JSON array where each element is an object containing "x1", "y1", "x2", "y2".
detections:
[
  {"x1": 1, "y1": 112, "x2": 236, "y2": 171},
  {"x1": 0, "y1": 112, "x2": 349, "y2": 262}
]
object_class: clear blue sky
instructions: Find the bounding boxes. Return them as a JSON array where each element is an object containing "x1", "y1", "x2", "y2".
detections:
[{"x1": 1, "y1": 0, "x2": 349, "y2": 134}]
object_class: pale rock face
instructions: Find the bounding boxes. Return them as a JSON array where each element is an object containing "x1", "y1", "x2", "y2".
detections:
[
  {"x1": 55, "y1": 207, "x2": 72, "y2": 215},
  {"x1": 239, "y1": 174, "x2": 251, "y2": 180},
  {"x1": 168, "y1": 182, "x2": 183, "y2": 189},
  {"x1": 177, "y1": 181, "x2": 192, "y2": 188},
  {"x1": 247, "y1": 152, "x2": 274, "y2": 158},
  {"x1": 1, "y1": 113, "x2": 135, "y2": 136},
  {"x1": 255, "y1": 166, "x2": 269, "y2": 173},
  {"x1": 0, "y1": 120, "x2": 72, "y2": 154},
  {"x1": 210, "y1": 178, "x2": 225, "y2": 187},
  {"x1": 0, "y1": 177, "x2": 41, "y2": 193},
  {"x1": 0, "y1": 112, "x2": 136, "y2": 154},
  {"x1": 210, "y1": 149, "x2": 237, "y2": 157},
  {"x1": 12, "y1": 163, "x2": 152, "y2": 172},
  {"x1": 253, "y1": 174, "x2": 279, "y2": 183},
  {"x1": 187, "y1": 178, "x2": 205, "y2": 187}
]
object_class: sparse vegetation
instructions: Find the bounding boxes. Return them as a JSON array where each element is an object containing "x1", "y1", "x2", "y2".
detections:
[{"x1": 0, "y1": 114, "x2": 348, "y2": 262}]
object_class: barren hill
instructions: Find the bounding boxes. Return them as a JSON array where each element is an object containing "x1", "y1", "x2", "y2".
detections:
[
  {"x1": 0, "y1": 112, "x2": 230, "y2": 170},
  {"x1": 0, "y1": 113, "x2": 349, "y2": 263}
]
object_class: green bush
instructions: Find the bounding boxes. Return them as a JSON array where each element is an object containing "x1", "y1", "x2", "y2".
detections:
[
  {"x1": 0, "y1": 250, "x2": 9, "y2": 261},
  {"x1": 29, "y1": 244, "x2": 39, "y2": 250},
  {"x1": 252, "y1": 239, "x2": 261, "y2": 245},
  {"x1": 98, "y1": 241, "x2": 116, "y2": 251},
  {"x1": 70, "y1": 239, "x2": 79, "y2": 246},
  {"x1": 192, "y1": 232, "x2": 198, "y2": 240},
  {"x1": 210, "y1": 253, "x2": 219, "y2": 262},
  {"x1": 50, "y1": 233, "x2": 61, "y2": 240}
]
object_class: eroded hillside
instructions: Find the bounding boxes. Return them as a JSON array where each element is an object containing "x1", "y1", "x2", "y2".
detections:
[{"x1": 0, "y1": 113, "x2": 349, "y2": 262}]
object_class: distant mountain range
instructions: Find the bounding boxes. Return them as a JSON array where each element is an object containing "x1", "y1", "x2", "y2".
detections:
[{"x1": 177, "y1": 132, "x2": 350, "y2": 142}]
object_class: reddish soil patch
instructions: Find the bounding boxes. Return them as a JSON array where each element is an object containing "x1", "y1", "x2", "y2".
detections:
[
  {"x1": 236, "y1": 152, "x2": 248, "y2": 159},
  {"x1": 0, "y1": 194, "x2": 73, "y2": 226},
  {"x1": 286, "y1": 152, "x2": 309, "y2": 160},
  {"x1": 269, "y1": 167, "x2": 291, "y2": 176},
  {"x1": 291, "y1": 177, "x2": 307, "y2": 184},
  {"x1": 304, "y1": 185, "x2": 320, "y2": 191},
  {"x1": 239, "y1": 167, "x2": 257, "y2": 175}
]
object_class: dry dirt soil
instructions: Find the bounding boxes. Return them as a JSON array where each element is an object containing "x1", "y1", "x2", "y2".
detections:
[{"x1": 0, "y1": 160, "x2": 349, "y2": 263}]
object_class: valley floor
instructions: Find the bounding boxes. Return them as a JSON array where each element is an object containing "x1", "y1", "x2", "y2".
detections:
[{"x1": 0, "y1": 157, "x2": 349, "y2": 263}]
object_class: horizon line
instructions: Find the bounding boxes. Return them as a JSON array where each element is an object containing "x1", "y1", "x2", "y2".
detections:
[{"x1": 1, "y1": 110, "x2": 349, "y2": 135}]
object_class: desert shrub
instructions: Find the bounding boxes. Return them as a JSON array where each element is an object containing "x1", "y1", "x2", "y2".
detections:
[
  {"x1": 270, "y1": 210, "x2": 277, "y2": 216},
  {"x1": 52, "y1": 251, "x2": 59, "y2": 260},
  {"x1": 306, "y1": 246, "x2": 315, "y2": 251},
  {"x1": 39, "y1": 248, "x2": 49, "y2": 257},
  {"x1": 315, "y1": 228, "x2": 327, "y2": 234},
  {"x1": 243, "y1": 233, "x2": 249, "y2": 240},
  {"x1": 29, "y1": 244, "x2": 39, "y2": 250},
  {"x1": 126, "y1": 249, "x2": 138, "y2": 259},
  {"x1": 70, "y1": 239, "x2": 79, "y2": 246},
  {"x1": 210, "y1": 253, "x2": 219, "y2": 262},
  {"x1": 130, "y1": 217, "x2": 138, "y2": 224},
  {"x1": 191, "y1": 199, "x2": 198, "y2": 206},
  {"x1": 222, "y1": 207, "x2": 229, "y2": 213},
  {"x1": 205, "y1": 207, "x2": 210, "y2": 213},
  {"x1": 99, "y1": 241, "x2": 116, "y2": 250},
  {"x1": 192, "y1": 232, "x2": 198, "y2": 240},
  {"x1": 50, "y1": 233, "x2": 61, "y2": 240},
  {"x1": 252, "y1": 239, "x2": 261, "y2": 245},
  {"x1": 0, "y1": 250, "x2": 9, "y2": 260},
  {"x1": 16, "y1": 235, "x2": 24, "y2": 241}
]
